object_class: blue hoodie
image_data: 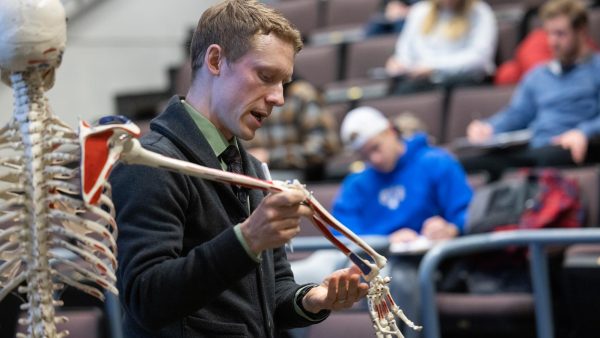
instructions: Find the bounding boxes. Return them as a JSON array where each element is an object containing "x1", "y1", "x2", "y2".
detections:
[{"x1": 332, "y1": 133, "x2": 473, "y2": 235}]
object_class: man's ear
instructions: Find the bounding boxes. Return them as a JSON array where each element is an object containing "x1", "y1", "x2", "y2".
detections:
[{"x1": 205, "y1": 44, "x2": 223, "y2": 76}]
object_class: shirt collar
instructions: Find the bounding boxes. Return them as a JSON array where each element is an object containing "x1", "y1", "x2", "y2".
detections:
[
  {"x1": 548, "y1": 53, "x2": 593, "y2": 75},
  {"x1": 181, "y1": 99, "x2": 238, "y2": 159}
]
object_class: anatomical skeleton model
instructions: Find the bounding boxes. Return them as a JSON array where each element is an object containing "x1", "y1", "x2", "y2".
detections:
[
  {"x1": 0, "y1": 1, "x2": 120, "y2": 337},
  {"x1": 0, "y1": 1, "x2": 421, "y2": 337}
]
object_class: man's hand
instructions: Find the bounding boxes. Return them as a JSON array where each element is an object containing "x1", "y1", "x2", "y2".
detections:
[
  {"x1": 389, "y1": 228, "x2": 419, "y2": 243},
  {"x1": 240, "y1": 189, "x2": 312, "y2": 254},
  {"x1": 421, "y1": 216, "x2": 458, "y2": 240},
  {"x1": 466, "y1": 120, "x2": 494, "y2": 143},
  {"x1": 301, "y1": 265, "x2": 369, "y2": 313},
  {"x1": 552, "y1": 129, "x2": 588, "y2": 164}
]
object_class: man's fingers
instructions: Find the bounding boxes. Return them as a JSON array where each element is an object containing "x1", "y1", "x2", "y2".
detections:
[
  {"x1": 338, "y1": 280, "x2": 349, "y2": 302},
  {"x1": 346, "y1": 275, "x2": 360, "y2": 301},
  {"x1": 332, "y1": 274, "x2": 367, "y2": 310},
  {"x1": 265, "y1": 190, "x2": 307, "y2": 206},
  {"x1": 326, "y1": 275, "x2": 338, "y2": 304},
  {"x1": 262, "y1": 191, "x2": 313, "y2": 219}
]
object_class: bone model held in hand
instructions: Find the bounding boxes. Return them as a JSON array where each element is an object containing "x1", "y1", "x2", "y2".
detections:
[
  {"x1": 0, "y1": 1, "x2": 120, "y2": 337},
  {"x1": 80, "y1": 117, "x2": 423, "y2": 338}
]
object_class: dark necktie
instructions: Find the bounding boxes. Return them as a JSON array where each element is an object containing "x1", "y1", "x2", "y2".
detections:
[{"x1": 220, "y1": 145, "x2": 248, "y2": 206}]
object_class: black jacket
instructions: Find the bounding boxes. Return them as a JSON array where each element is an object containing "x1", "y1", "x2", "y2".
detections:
[{"x1": 110, "y1": 96, "x2": 320, "y2": 337}]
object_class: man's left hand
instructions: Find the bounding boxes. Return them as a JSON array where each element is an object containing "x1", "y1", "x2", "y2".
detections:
[
  {"x1": 552, "y1": 129, "x2": 588, "y2": 164},
  {"x1": 301, "y1": 265, "x2": 369, "y2": 313}
]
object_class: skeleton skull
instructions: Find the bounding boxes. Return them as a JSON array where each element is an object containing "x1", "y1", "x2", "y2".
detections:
[{"x1": 0, "y1": 0, "x2": 67, "y2": 89}]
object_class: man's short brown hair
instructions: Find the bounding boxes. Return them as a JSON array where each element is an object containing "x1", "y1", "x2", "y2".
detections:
[
  {"x1": 190, "y1": 0, "x2": 303, "y2": 77},
  {"x1": 540, "y1": 0, "x2": 589, "y2": 30}
]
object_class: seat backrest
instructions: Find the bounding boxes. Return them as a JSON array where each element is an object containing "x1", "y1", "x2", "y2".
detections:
[
  {"x1": 361, "y1": 90, "x2": 446, "y2": 143},
  {"x1": 445, "y1": 85, "x2": 515, "y2": 143},
  {"x1": 497, "y1": 20, "x2": 519, "y2": 65},
  {"x1": 344, "y1": 34, "x2": 398, "y2": 81},
  {"x1": 269, "y1": 0, "x2": 319, "y2": 38},
  {"x1": 294, "y1": 44, "x2": 340, "y2": 89},
  {"x1": 322, "y1": 0, "x2": 380, "y2": 28}
]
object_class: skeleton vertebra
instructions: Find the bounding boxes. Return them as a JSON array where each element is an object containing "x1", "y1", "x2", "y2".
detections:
[{"x1": 0, "y1": 1, "x2": 119, "y2": 337}]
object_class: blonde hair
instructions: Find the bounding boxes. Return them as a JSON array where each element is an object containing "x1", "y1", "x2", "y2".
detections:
[
  {"x1": 540, "y1": 0, "x2": 588, "y2": 30},
  {"x1": 190, "y1": 0, "x2": 303, "y2": 77},
  {"x1": 422, "y1": 0, "x2": 477, "y2": 40}
]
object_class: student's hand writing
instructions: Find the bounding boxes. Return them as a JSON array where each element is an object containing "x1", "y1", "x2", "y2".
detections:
[{"x1": 421, "y1": 216, "x2": 458, "y2": 240}]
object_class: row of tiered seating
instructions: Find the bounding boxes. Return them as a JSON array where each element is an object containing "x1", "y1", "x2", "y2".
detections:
[
  {"x1": 323, "y1": 85, "x2": 515, "y2": 150},
  {"x1": 271, "y1": 0, "x2": 539, "y2": 46}
]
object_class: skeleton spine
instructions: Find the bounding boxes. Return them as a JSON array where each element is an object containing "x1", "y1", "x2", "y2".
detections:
[{"x1": 12, "y1": 71, "x2": 60, "y2": 338}]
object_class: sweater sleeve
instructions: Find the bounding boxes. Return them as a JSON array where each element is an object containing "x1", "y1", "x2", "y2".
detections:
[
  {"x1": 273, "y1": 248, "x2": 329, "y2": 328},
  {"x1": 577, "y1": 115, "x2": 600, "y2": 138},
  {"x1": 576, "y1": 59, "x2": 600, "y2": 137},
  {"x1": 487, "y1": 73, "x2": 538, "y2": 133}
]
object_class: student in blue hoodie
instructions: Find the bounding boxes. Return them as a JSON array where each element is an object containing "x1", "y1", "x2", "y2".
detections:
[
  {"x1": 335, "y1": 106, "x2": 472, "y2": 240},
  {"x1": 334, "y1": 106, "x2": 472, "y2": 337}
]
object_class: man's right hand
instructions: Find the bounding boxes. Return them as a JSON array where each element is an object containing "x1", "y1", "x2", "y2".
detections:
[
  {"x1": 240, "y1": 189, "x2": 313, "y2": 254},
  {"x1": 466, "y1": 120, "x2": 494, "y2": 143}
]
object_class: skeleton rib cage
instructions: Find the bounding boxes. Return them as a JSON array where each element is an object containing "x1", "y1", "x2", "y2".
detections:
[{"x1": 0, "y1": 71, "x2": 118, "y2": 338}]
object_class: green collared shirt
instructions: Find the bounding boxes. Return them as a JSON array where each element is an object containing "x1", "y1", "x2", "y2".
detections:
[{"x1": 182, "y1": 100, "x2": 259, "y2": 262}]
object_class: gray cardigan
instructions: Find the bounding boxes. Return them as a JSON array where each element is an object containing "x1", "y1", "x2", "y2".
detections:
[{"x1": 110, "y1": 96, "x2": 322, "y2": 337}]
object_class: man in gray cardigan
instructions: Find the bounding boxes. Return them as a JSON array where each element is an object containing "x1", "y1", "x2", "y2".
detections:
[{"x1": 109, "y1": 1, "x2": 368, "y2": 337}]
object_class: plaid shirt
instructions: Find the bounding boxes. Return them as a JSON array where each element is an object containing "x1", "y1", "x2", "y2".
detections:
[{"x1": 245, "y1": 80, "x2": 340, "y2": 170}]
